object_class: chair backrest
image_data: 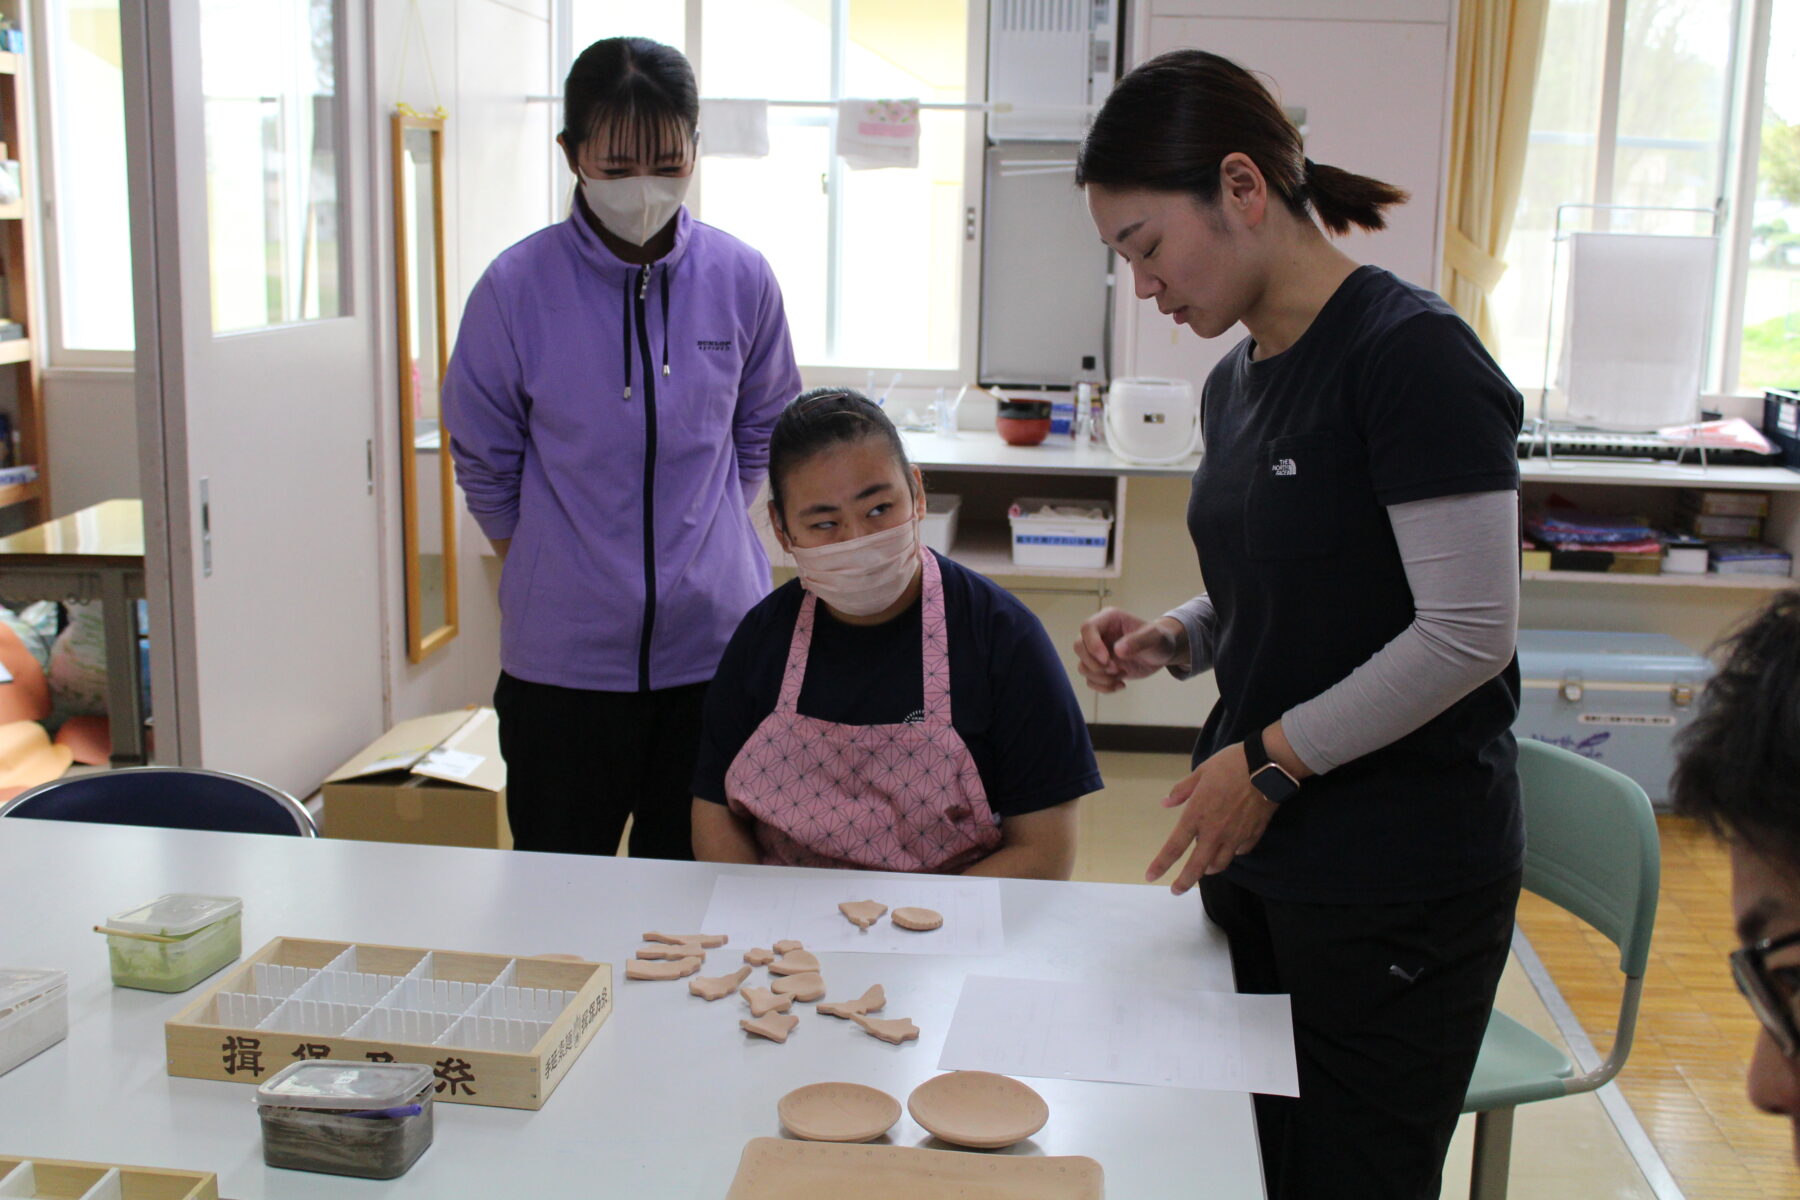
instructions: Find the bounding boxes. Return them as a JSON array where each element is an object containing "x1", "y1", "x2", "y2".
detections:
[
  {"x1": 1517, "y1": 738, "x2": 1660, "y2": 977},
  {"x1": 0, "y1": 767, "x2": 315, "y2": 837}
]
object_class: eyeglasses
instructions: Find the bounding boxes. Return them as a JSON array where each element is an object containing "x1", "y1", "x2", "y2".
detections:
[{"x1": 1730, "y1": 929, "x2": 1800, "y2": 1058}]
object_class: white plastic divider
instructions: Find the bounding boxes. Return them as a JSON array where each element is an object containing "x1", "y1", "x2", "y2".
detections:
[
  {"x1": 78, "y1": 1168, "x2": 122, "y2": 1200},
  {"x1": 258, "y1": 999, "x2": 372, "y2": 1037},
  {"x1": 294, "y1": 970, "x2": 407, "y2": 1008},
  {"x1": 476, "y1": 984, "x2": 578, "y2": 1024},
  {"x1": 213, "y1": 992, "x2": 284, "y2": 1027},
  {"x1": 435, "y1": 1012, "x2": 551, "y2": 1052},
  {"x1": 251, "y1": 962, "x2": 319, "y2": 1001},
  {"x1": 0, "y1": 1162, "x2": 35, "y2": 1198},
  {"x1": 344, "y1": 1006, "x2": 461, "y2": 1045}
]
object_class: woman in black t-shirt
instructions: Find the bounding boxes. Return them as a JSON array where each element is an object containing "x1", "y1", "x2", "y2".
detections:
[{"x1": 1073, "y1": 51, "x2": 1525, "y2": 1200}]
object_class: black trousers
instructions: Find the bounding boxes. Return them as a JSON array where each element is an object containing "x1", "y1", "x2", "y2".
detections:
[
  {"x1": 492, "y1": 671, "x2": 707, "y2": 859},
  {"x1": 1200, "y1": 867, "x2": 1522, "y2": 1200}
]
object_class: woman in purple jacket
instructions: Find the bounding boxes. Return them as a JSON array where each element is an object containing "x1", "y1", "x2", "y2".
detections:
[{"x1": 445, "y1": 37, "x2": 802, "y2": 859}]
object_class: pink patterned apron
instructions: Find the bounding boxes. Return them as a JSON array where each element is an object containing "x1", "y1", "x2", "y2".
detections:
[{"x1": 725, "y1": 548, "x2": 1003, "y2": 872}]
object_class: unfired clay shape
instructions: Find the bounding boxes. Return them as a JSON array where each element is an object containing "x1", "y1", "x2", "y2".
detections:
[
  {"x1": 850, "y1": 1014, "x2": 920, "y2": 1045},
  {"x1": 890, "y1": 907, "x2": 943, "y2": 932},
  {"x1": 740, "y1": 1012, "x2": 800, "y2": 1043},
  {"x1": 770, "y1": 971, "x2": 826, "y2": 1001},
  {"x1": 689, "y1": 964, "x2": 753, "y2": 1001},
  {"x1": 642, "y1": 931, "x2": 728, "y2": 948},
  {"x1": 838, "y1": 900, "x2": 888, "y2": 930},
  {"x1": 741, "y1": 987, "x2": 795, "y2": 1018},
  {"x1": 768, "y1": 949, "x2": 821, "y2": 976},
  {"x1": 772, "y1": 939, "x2": 805, "y2": 955},
  {"x1": 625, "y1": 955, "x2": 703, "y2": 981},
  {"x1": 777, "y1": 1082, "x2": 901, "y2": 1143},
  {"x1": 817, "y1": 984, "x2": 886, "y2": 1019},
  {"x1": 743, "y1": 947, "x2": 776, "y2": 966},
  {"x1": 906, "y1": 1071, "x2": 1049, "y2": 1149},
  {"x1": 635, "y1": 943, "x2": 705, "y2": 961}
]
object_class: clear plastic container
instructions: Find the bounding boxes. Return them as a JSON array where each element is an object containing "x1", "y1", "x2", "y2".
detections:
[
  {"x1": 0, "y1": 967, "x2": 68, "y2": 1078},
  {"x1": 101, "y1": 894, "x2": 242, "y2": 992},
  {"x1": 257, "y1": 1060, "x2": 436, "y2": 1179}
]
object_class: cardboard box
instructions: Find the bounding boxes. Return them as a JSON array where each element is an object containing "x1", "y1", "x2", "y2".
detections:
[{"x1": 321, "y1": 709, "x2": 510, "y2": 849}]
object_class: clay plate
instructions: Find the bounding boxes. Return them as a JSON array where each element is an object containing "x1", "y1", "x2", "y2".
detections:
[
  {"x1": 776, "y1": 1082, "x2": 901, "y2": 1143},
  {"x1": 890, "y1": 907, "x2": 943, "y2": 932},
  {"x1": 906, "y1": 1071, "x2": 1049, "y2": 1149},
  {"x1": 723, "y1": 1138, "x2": 1102, "y2": 1200}
]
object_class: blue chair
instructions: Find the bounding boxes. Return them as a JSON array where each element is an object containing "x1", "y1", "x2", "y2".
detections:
[
  {"x1": 0, "y1": 767, "x2": 316, "y2": 837},
  {"x1": 1461, "y1": 738, "x2": 1660, "y2": 1200}
]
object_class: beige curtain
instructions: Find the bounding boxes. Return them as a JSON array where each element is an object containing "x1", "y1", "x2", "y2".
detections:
[{"x1": 1443, "y1": 0, "x2": 1550, "y2": 350}]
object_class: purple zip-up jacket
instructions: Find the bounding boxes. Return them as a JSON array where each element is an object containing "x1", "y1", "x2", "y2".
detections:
[{"x1": 445, "y1": 201, "x2": 802, "y2": 693}]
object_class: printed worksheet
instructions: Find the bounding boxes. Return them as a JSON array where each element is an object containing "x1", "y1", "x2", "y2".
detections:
[
  {"x1": 700, "y1": 873, "x2": 1004, "y2": 955},
  {"x1": 938, "y1": 975, "x2": 1299, "y2": 1096}
]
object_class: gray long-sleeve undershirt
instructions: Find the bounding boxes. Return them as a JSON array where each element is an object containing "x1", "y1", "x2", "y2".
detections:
[{"x1": 1164, "y1": 488, "x2": 1520, "y2": 776}]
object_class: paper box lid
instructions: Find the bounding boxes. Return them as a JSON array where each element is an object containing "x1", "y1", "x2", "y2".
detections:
[{"x1": 324, "y1": 708, "x2": 506, "y2": 793}]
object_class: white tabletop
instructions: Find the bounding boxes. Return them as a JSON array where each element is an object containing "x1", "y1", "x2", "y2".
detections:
[
  {"x1": 899, "y1": 430, "x2": 1202, "y2": 478},
  {"x1": 0, "y1": 821, "x2": 1264, "y2": 1199}
]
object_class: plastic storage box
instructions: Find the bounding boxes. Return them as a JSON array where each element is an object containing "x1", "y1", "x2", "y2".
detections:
[
  {"x1": 1515, "y1": 630, "x2": 1712, "y2": 808},
  {"x1": 1007, "y1": 498, "x2": 1114, "y2": 569},
  {"x1": 257, "y1": 1060, "x2": 435, "y2": 1179},
  {"x1": 102, "y1": 894, "x2": 242, "y2": 992},
  {"x1": 0, "y1": 968, "x2": 68, "y2": 1078},
  {"x1": 920, "y1": 493, "x2": 961, "y2": 554}
]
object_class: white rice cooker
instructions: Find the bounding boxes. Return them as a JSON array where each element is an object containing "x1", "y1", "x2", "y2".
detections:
[{"x1": 1104, "y1": 377, "x2": 1201, "y2": 465}]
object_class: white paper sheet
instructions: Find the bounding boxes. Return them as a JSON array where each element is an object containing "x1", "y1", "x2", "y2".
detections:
[
  {"x1": 700, "y1": 873, "x2": 1003, "y2": 955},
  {"x1": 938, "y1": 975, "x2": 1299, "y2": 1096}
]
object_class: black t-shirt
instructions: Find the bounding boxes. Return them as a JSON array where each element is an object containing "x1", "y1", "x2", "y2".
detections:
[
  {"x1": 693, "y1": 551, "x2": 1103, "y2": 819},
  {"x1": 1190, "y1": 265, "x2": 1525, "y2": 904}
]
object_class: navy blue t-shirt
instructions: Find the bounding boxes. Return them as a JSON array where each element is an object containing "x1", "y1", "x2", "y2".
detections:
[{"x1": 693, "y1": 551, "x2": 1102, "y2": 818}]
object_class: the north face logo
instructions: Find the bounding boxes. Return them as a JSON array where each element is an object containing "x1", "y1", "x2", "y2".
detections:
[
  {"x1": 1273, "y1": 458, "x2": 1298, "y2": 476},
  {"x1": 697, "y1": 339, "x2": 733, "y2": 352}
]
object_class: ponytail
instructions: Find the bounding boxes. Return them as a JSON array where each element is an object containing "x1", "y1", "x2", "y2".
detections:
[{"x1": 1303, "y1": 159, "x2": 1410, "y2": 236}]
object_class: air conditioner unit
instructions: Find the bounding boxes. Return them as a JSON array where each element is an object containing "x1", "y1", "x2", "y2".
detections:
[{"x1": 987, "y1": 0, "x2": 1117, "y2": 141}]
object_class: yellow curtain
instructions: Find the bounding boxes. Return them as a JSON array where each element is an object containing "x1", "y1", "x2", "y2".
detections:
[{"x1": 1443, "y1": 0, "x2": 1550, "y2": 350}]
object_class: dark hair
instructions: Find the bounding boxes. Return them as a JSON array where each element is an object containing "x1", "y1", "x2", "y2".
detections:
[
  {"x1": 1075, "y1": 49, "x2": 1408, "y2": 236},
  {"x1": 768, "y1": 388, "x2": 914, "y2": 531},
  {"x1": 1672, "y1": 590, "x2": 1800, "y2": 870},
  {"x1": 562, "y1": 37, "x2": 698, "y2": 166}
]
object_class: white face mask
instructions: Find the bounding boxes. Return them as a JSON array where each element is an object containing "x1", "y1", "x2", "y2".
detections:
[
  {"x1": 788, "y1": 519, "x2": 922, "y2": 618},
  {"x1": 579, "y1": 172, "x2": 690, "y2": 246}
]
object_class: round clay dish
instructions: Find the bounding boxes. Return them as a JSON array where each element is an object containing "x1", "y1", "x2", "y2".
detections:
[
  {"x1": 907, "y1": 1071, "x2": 1049, "y2": 1149},
  {"x1": 778, "y1": 1081, "x2": 902, "y2": 1143},
  {"x1": 891, "y1": 906, "x2": 943, "y2": 932}
]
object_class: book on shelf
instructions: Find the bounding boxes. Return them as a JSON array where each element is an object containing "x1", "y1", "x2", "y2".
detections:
[
  {"x1": 1677, "y1": 511, "x2": 1764, "y2": 540},
  {"x1": 1677, "y1": 488, "x2": 1770, "y2": 519},
  {"x1": 0, "y1": 464, "x2": 36, "y2": 488},
  {"x1": 1708, "y1": 541, "x2": 1794, "y2": 577}
]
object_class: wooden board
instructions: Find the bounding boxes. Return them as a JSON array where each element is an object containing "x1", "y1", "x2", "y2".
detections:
[
  {"x1": 0, "y1": 1156, "x2": 217, "y2": 1200},
  {"x1": 724, "y1": 1139, "x2": 1104, "y2": 1199},
  {"x1": 163, "y1": 937, "x2": 612, "y2": 1111}
]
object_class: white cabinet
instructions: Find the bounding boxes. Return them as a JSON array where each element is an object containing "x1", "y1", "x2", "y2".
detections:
[{"x1": 1151, "y1": 0, "x2": 1450, "y2": 20}]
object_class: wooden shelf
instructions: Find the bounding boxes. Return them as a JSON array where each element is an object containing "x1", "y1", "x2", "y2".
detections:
[
  {"x1": 0, "y1": 336, "x2": 30, "y2": 365},
  {"x1": 0, "y1": 478, "x2": 40, "y2": 509},
  {"x1": 1522, "y1": 568, "x2": 1792, "y2": 590},
  {"x1": 0, "y1": 52, "x2": 18, "y2": 77}
]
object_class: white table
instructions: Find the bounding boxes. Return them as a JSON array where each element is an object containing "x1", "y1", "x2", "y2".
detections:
[{"x1": 0, "y1": 821, "x2": 1265, "y2": 1198}]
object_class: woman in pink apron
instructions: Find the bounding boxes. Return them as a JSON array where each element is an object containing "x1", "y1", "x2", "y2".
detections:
[{"x1": 690, "y1": 389, "x2": 1100, "y2": 877}]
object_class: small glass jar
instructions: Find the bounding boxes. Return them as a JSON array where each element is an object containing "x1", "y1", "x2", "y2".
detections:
[
  {"x1": 101, "y1": 894, "x2": 242, "y2": 992},
  {"x1": 257, "y1": 1061, "x2": 436, "y2": 1179}
]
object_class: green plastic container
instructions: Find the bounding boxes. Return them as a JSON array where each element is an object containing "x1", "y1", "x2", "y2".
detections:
[{"x1": 102, "y1": 894, "x2": 242, "y2": 992}]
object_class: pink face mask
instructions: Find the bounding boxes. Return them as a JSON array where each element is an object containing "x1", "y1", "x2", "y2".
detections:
[{"x1": 788, "y1": 519, "x2": 922, "y2": 617}]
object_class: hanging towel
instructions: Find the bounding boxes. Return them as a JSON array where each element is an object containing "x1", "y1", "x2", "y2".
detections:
[
  {"x1": 699, "y1": 99, "x2": 770, "y2": 159},
  {"x1": 835, "y1": 98, "x2": 920, "y2": 170}
]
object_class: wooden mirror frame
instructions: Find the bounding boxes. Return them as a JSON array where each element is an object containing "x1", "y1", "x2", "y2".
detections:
[{"x1": 393, "y1": 112, "x2": 457, "y2": 662}]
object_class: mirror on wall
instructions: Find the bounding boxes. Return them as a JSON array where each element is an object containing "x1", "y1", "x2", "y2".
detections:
[{"x1": 393, "y1": 111, "x2": 457, "y2": 662}]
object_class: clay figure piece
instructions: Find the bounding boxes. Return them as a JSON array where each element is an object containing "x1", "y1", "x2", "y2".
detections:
[
  {"x1": 635, "y1": 944, "x2": 705, "y2": 961},
  {"x1": 642, "y1": 931, "x2": 728, "y2": 948},
  {"x1": 772, "y1": 939, "x2": 805, "y2": 955},
  {"x1": 777, "y1": 1082, "x2": 902, "y2": 1143},
  {"x1": 740, "y1": 1012, "x2": 800, "y2": 1043},
  {"x1": 625, "y1": 956, "x2": 703, "y2": 981},
  {"x1": 770, "y1": 972, "x2": 826, "y2": 1002},
  {"x1": 768, "y1": 950, "x2": 821, "y2": 976},
  {"x1": 743, "y1": 947, "x2": 776, "y2": 966},
  {"x1": 838, "y1": 900, "x2": 888, "y2": 930},
  {"x1": 890, "y1": 907, "x2": 943, "y2": 932},
  {"x1": 690, "y1": 965, "x2": 753, "y2": 1001},
  {"x1": 817, "y1": 984, "x2": 886, "y2": 1019},
  {"x1": 741, "y1": 987, "x2": 795, "y2": 1018},
  {"x1": 850, "y1": 1014, "x2": 919, "y2": 1045},
  {"x1": 906, "y1": 1071, "x2": 1049, "y2": 1149}
]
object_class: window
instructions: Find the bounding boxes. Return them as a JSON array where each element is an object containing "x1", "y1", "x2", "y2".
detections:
[
  {"x1": 38, "y1": 0, "x2": 134, "y2": 361},
  {"x1": 1493, "y1": 0, "x2": 1797, "y2": 400},
  {"x1": 561, "y1": 1, "x2": 980, "y2": 378}
]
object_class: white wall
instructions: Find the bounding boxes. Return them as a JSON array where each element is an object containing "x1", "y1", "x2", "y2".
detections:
[{"x1": 42, "y1": 368, "x2": 140, "y2": 515}]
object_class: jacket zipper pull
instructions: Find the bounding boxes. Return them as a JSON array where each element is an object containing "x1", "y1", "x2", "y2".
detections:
[{"x1": 638, "y1": 264, "x2": 652, "y2": 301}]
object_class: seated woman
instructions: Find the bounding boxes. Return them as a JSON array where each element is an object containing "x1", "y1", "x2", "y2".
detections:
[{"x1": 691, "y1": 389, "x2": 1101, "y2": 878}]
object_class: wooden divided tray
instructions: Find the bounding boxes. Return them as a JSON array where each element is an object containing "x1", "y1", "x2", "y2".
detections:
[
  {"x1": 0, "y1": 1156, "x2": 217, "y2": 1200},
  {"x1": 164, "y1": 937, "x2": 612, "y2": 1111}
]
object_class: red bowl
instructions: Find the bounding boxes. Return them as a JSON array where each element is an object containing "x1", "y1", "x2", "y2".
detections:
[{"x1": 997, "y1": 416, "x2": 1051, "y2": 447}]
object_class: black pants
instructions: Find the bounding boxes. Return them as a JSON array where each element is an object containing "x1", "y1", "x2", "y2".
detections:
[
  {"x1": 492, "y1": 671, "x2": 707, "y2": 859},
  {"x1": 1200, "y1": 867, "x2": 1522, "y2": 1200}
]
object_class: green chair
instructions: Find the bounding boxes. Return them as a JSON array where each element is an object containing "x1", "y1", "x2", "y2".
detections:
[{"x1": 1461, "y1": 737, "x2": 1660, "y2": 1200}]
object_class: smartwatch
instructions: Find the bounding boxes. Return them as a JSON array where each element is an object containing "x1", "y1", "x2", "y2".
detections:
[{"x1": 1244, "y1": 725, "x2": 1301, "y2": 805}]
